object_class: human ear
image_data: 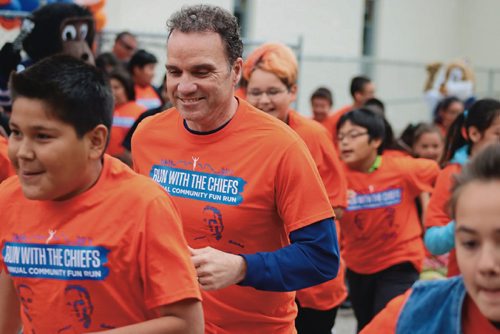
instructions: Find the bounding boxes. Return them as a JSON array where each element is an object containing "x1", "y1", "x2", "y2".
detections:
[
  {"x1": 232, "y1": 58, "x2": 243, "y2": 87},
  {"x1": 86, "y1": 124, "x2": 108, "y2": 159},
  {"x1": 467, "y1": 126, "x2": 481, "y2": 144}
]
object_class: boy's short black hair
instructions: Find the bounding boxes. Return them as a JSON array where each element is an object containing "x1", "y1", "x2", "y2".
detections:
[
  {"x1": 10, "y1": 54, "x2": 113, "y2": 138},
  {"x1": 337, "y1": 108, "x2": 386, "y2": 154},
  {"x1": 128, "y1": 49, "x2": 157, "y2": 72},
  {"x1": 350, "y1": 76, "x2": 371, "y2": 98},
  {"x1": 310, "y1": 87, "x2": 333, "y2": 106}
]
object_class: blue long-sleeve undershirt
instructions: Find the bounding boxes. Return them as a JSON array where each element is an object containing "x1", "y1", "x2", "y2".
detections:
[
  {"x1": 424, "y1": 221, "x2": 456, "y2": 255},
  {"x1": 239, "y1": 218, "x2": 340, "y2": 292}
]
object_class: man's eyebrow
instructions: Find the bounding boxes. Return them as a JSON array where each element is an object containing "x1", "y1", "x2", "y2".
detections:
[{"x1": 456, "y1": 226, "x2": 476, "y2": 234}]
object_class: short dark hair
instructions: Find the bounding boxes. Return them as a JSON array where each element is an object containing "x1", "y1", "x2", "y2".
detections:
[
  {"x1": 350, "y1": 76, "x2": 371, "y2": 98},
  {"x1": 10, "y1": 54, "x2": 113, "y2": 138},
  {"x1": 109, "y1": 70, "x2": 136, "y2": 101},
  {"x1": 310, "y1": 87, "x2": 333, "y2": 106},
  {"x1": 115, "y1": 31, "x2": 135, "y2": 43},
  {"x1": 433, "y1": 96, "x2": 463, "y2": 125},
  {"x1": 450, "y1": 143, "x2": 500, "y2": 218},
  {"x1": 128, "y1": 49, "x2": 157, "y2": 72},
  {"x1": 167, "y1": 4, "x2": 243, "y2": 65},
  {"x1": 337, "y1": 108, "x2": 386, "y2": 154},
  {"x1": 364, "y1": 97, "x2": 385, "y2": 116},
  {"x1": 95, "y1": 52, "x2": 121, "y2": 73}
]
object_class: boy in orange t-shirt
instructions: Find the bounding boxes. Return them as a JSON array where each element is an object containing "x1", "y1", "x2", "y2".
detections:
[
  {"x1": 0, "y1": 135, "x2": 14, "y2": 182},
  {"x1": 361, "y1": 144, "x2": 500, "y2": 334},
  {"x1": 128, "y1": 50, "x2": 162, "y2": 110},
  {"x1": 337, "y1": 109, "x2": 439, "y2": 332},
  {"x1": 0, "y1": 55, "x2": 203, "y2": 334}
]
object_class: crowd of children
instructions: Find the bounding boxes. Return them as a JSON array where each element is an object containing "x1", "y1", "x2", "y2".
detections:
[{"x1": 0, "y1": 3, "x2": 500, "y2": 334}]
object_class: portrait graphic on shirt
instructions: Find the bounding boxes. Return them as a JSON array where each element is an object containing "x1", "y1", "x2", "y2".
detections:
[
  {"x1": 203, "y1": 205, "x2": 224, "y2": 241},
  {"x1": 58, "y1": 285, "x2": 115, "y2": 333},
  {"x1": 18, "y1": 284, "x2": 35, "y2": 323}
]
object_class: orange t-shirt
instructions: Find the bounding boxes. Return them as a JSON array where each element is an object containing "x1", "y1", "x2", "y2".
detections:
[
  {"x1": 132, "y1": 98, "x2": 334, "y2": 333},
  {"x1": 0, "y1": 155, "x2": 201, "y2": 333},
  {"x1": 134, "y1": 84, "x2": 162, "y2": 110},
  {"x1": 341, "y1": 156, "x2": 439, "y2": 274},
  {"x1": 288, "y1": 110, "x2": 348, "y2": 310},
  {"x1": 107, "y1": 101, "x2": 147, "y2": 157},
  {"x1": 361, "y1": 291, "x2": 500, "y2": 334},
  {"x1": 0, "y1": 135, "x2": 15, "y2": 183},
  {"x1": 425, "y1": 163, "x2": 462, "y2": 277},
  {"x1": 322, "y1": 104, "x2": 353, "y2": 140}
]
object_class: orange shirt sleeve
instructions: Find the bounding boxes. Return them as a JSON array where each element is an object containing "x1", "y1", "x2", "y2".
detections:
[
  {"x1": 425, "y1": 164, "x2": 462, "y2": 229},
  {"x1": 360, "y1": 289, "x2": 411, "y2": 334},
  {"x1": 275, "y1": 139, "x2": 335, "y2": 233},
  {"x1": 305, "y1": 127, "x2": 348, "y2": 209},
  {"x1": 139, "y1": 195, "x2": 201, "y2": 310},
  {"x1": 403, "y1": 158, "x2": 440, "y2": 198}
]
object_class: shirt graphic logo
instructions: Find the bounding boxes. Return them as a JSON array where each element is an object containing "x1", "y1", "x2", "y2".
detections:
[
  {"x1": 150, "y1": 160, "x2": 247, "y2": 206},
  {"x1": 203, "y1": 206, "x2": 224, "y2": 240},
  {"x1": 2, "y1": 242, "x2": 110, "y2": 281},
  {"x1": 347, "y1": 188, "x2": 402, "y2": 211}
]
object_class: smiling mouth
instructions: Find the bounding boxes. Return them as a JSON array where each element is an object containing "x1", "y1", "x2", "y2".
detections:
[{"x1": 179, "y1": 97, "x2": 203, "y2": 103}]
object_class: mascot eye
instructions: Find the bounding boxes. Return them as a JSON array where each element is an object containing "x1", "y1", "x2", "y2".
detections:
[
  {"x1": 80, "y1": 23, "x2": 88, "y2": 39},
  {"x1": 62, "y1": 25, "x2": 77, "y2": 41}
]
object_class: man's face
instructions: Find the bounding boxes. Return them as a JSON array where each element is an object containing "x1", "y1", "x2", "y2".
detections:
[
  {"x1": 455, "y1": 180, "x2": 500, "y2": 322},
  {"x1": 311, "y1": 97, "x2": 332, "y2": 122},
  {"x1": 8, "y1": 97, "x2": 97, "y2": 201},
  {"x1": 355, "y1": 82, "x2": 375, "y2": 105},
  {"x1": 113, "y1": 34, "x2": 137, "y2": 61},
  {"x1": 166, "y1": 30, "x2": 242, "y2": 132}
]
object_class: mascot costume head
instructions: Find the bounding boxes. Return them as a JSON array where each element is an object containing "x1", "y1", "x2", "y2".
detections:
[{"x1": 0, "y1": 2, "x2": 95, "y2": 118}]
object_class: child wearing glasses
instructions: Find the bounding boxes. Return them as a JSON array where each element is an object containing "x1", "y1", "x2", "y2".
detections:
[
  {"x1": 336, "y1": 108, "x2": 440, "y2": 332},
  {"x1": 361, "y1": 143, "x2": 500, "y2": 334}
]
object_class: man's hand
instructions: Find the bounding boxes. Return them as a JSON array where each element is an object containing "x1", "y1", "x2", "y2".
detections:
[{"x1": 189, "y1": 246, "x2": 247, "y2": 291}]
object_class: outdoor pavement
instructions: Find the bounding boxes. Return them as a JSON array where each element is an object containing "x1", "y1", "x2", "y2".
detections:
[{"x1": 332, "y1": 308, "x2": 357, "y2": 334}]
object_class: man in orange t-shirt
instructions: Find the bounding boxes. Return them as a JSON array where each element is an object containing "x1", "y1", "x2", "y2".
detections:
[
  {"x1": 337, "y1": 109, "x2": 439, "y2": 331},
  {"x1": 132, "y1": 6, "x2": 340, "y2": 334},
  {"x1": 0, "y1": 135, "x2": 14, "y2": 182},
  {"x1": 0, "y1": 55, "x2": 203, "y2": 334},
  {"x1": 324, "y1": 75, "x2": 375, "y2": 140},
  {"x1": 242, "y1": 43, "x2": 348, "y2": 333}
]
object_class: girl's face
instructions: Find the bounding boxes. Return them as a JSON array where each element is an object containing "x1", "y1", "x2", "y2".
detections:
[
  {"x1": 413, "y1": 131, "x2": 444, "y2": 162},
  {"x1": 455, "y1": 180, "x2": 500, "y2": 322},
  {"x1": 440, "y1": 101, "x2": 464, "y2": 129},
  {"x1": 470, "y1": 116, "x2": 500, "y2": 156},
  {"x1": 246, "y1": 68, "x2": 296, "y2": 123},
  {"x1": 110, "y1": 78, "x2": 128, "y2": 106}
]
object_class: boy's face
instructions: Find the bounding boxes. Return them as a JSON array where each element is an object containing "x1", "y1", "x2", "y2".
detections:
[
  {"x1": 338, "y1": 120, "x2": 380, "y2": 170},
  {"x1": 9, "y1": 97, "x2": 99, "y2": 201},
  {"x1": 311, "y1": 97, "x2": 331, "y2": 122},
  {"x1": 133, "y1": 63, "x2": 156, "y2": 87},
  {"x1": 455, "y1": 180, "x2": 500, "y2": 322}
]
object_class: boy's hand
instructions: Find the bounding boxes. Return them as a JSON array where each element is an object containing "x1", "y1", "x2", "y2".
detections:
[{"x1": 189, "y1": 246, "x2": 247, "y2": 291}]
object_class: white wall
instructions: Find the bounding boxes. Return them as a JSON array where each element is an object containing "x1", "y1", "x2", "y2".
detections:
[{"x1": 246, "y1": 0, "x2": 365, "y2": 114}]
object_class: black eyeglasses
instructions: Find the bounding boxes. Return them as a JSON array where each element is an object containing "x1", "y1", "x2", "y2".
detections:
[
  {"x1": 336, "y1": 131, "x2": 368, "y2": 142},
  {"x1": 118, "y1": 39, "x2": 136, "y2": 51}
]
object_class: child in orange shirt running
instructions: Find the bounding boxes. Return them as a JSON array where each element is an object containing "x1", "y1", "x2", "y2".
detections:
[
  {"x1": 425, "y1": 99, "x2": 500, "y2": 277},
  {"x1": 337, "y1": 109, "x2": 439, "y2": 332},
  {"x1": 243, "y1": 42, "x2": 348, "y2": 334},
  {"x1": 362, "y1": 143, "x2": 500, "y2": 334},
  {"x1": 0, "y1": 55, "x2": 203, "y2": 334}
]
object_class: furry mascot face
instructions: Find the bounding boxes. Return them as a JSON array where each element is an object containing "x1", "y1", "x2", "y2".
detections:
[{"x1": 22, "y1": 2, "x2": 95, "y2": 64}]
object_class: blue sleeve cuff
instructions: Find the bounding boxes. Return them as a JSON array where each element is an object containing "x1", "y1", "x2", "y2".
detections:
[
  {"x1": 238, "y1": 218, "x2": 339, "y2": 292},
  {"x1": 424, "y1": 221, "x2": 456, "y2": 255}
]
